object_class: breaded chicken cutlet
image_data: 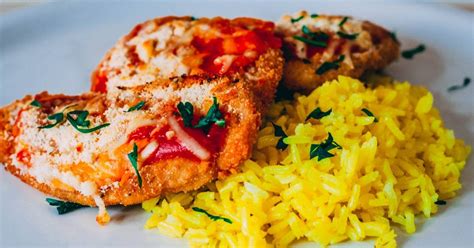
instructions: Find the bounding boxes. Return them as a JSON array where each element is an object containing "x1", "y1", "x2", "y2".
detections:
[
  {"x1": 91, "y1": 16, "x2": 284, "y2": 110},
  {"x1": 276, "y1": 11, "x2": 400, "y2": 92},
  {"x1": 0, "y1": 76, "x2": 261, "y2": 224}
]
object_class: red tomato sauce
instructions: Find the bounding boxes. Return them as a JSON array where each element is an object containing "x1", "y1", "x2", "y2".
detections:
[
  {"x1": 191, "y1": 20, "x2": 281, "y2": 75},
  {"x1": 128, "y1": 116, "x2": 227, "y2": 166}
]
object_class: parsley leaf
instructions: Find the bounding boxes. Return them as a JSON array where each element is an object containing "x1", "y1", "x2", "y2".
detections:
[
  {"x1": 337, "y1": 31, "x2": 359, "y2": 40},
  {"x1": 448, "y1": 77, "x2": 471, "y2": 92},
  {"x1": 389, "y1": 31, "x2": 400, "y2": 44},
  {"x1": 194, "y1": 97, "x2": 225, "y2": 133},
  {"x1": 309, "y1": 133, "x2": 342, "y2": 161},
  {"x1": 361, "y1": 108, "x2": 378, "y2": 122},
  {"x1": 302, "y1": 25, "x2": 330, "y2": 41},
  {"x1": 177, "y1": 101, "x2": 194, "y2": 127},
  {"x1": 66, "y1": 110, "x2": 110, "y2": 134},
  {"x1": 30, "y1": 100, "x2": 42, "y2": 108},
  {"x1": 339, "y1": 16, "x2": 349, "y2": 27},
  {"x1": 272, "y1": 123, "x2": 288, "y2": 150},
  {"x1": 310, "y1": 13, "x2": 319, "y2": 18},
  {"x1": 291, "y1": 15, "x2": 304, "y2": 23},
  {"x1": 127, "y1": 101, "x2": 145, "y2": 112},
  {"x1": 39, "y1": 112, "x2": 64, "y2": 129},
  {"x1": 293, "y1": 35, "x2": 327, "y2": 48},
  {"x1": 434, "y1": 199, "x2": 446, "y2": 205},
  {"x1": 401, "y1": 44, "x2": 426, "y2": 59},
  {"x1": 127, "y1": 143, "x2": 142, "y2": 188},
  {"x1": 67, "y1": 110, "x2": 90, "y2": 127},
  {"x1": 306, "y1": 107, "x2": 332, "y2": 121},
  {"x1": 192, "y1": 207, "x2": 232, "y2": 224},
  {"x1": 316, "y1": 55, "x2": 345, "y2": 75},
  {"x1": 46, "y1": 198, "x2": 87, "y2": 215}
]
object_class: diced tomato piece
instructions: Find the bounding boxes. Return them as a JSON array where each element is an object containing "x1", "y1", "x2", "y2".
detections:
[{"x1": 17, "y1": 149, "x2": 31, "y2": 167}]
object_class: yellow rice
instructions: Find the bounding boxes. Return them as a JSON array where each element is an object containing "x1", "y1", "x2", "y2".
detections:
[{"x1": 142, "y1": 76, "x2": 471, "y2": 247}]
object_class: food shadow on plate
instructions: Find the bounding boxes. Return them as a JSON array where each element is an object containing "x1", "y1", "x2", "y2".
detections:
[{"x1": 109, "y1": 205, "x2": 144, "y2": 224}]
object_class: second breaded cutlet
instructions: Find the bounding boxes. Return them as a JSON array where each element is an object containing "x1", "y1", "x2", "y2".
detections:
[{"x1": 276, "y1": 11, "x2": 400, "y2": 93}]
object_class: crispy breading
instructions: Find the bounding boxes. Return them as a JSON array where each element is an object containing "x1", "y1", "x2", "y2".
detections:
[
  {"x1": 277, "y1": 12, "x2": 400, "y2": 93},
  {"x1": 0, "y1": 76, "x2": 260, "y2": 207}
]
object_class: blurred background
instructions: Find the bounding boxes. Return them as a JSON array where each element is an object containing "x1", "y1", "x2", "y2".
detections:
[{"x1": 0, "y1": 0, "x2": 473, "y2": 14}]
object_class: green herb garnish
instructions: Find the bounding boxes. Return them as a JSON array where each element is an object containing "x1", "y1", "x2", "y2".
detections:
[
  {"x1": 192, "y1": 207, "x2": 232, "y2": 224},
  {"x1": 361, "y1": 108, "x2": 378, "y2": 122},
  {"x1": 302, "y1": 59, "x2": 311, "y2": 64},
  {"x1": 310, "y1": 13, "x2": 319, "y2": 18},
  {"x1": 291, "y1": 15, "x2": 304, "y2": 23},
  {"x1": 448, "y1": 77, "x2": 471, "y2": 92},
  {"x1": 302, "y1": 25, "x2": 329, "y2": 41},
  {"x1": 389, "y1": 31, "x2": 399, "y2": 43},
  {"x1": 177, "y1": 101, "x2": 194, "y2": 127},
  {"x1": 272, "y1": 123, "x2": 288, "y2": 150},
  {"x1": 194, "y1": 97, "x2": 225, "y2": 133},
  {"x1": 401, "y1": 44, "x2": 426, "y2": 59},
  {"x1": 30, "y1": 100, "x2": 42, "y2": 108},
  {"x1": 191, "y1": 16, "x2": 198, "y2": 21},
  {"x1": 39, "y1": 112, "x2": 64, "y2": 129},
  {"x1": 127, "y1": 101, "x2": 145, "y2": 112},
  {"x1": 293, "y1": 35, "x2": 327, "y2": 48},
  {"x1": 66, "y1": 110, "x2": 110, "y2": 134},
  {"x1": 46, "y1": 198, "x2": 87, "y2": 215},
  {"x1": 316, "y1": 55, "x2": 345, "y2": 75},
  {"x1": 127, "y1": 143, "x2": 142, "y2": 188},
  {"x1": 310, "y1": 133, "x2": 342, "y2": 161},
  {"x1": 435, "y1": 199, "x2": 446, "y2": 205},
  {"x1": 306, "y1": 107, "x2": 332, "y2": 121},
  {"x1": 337, "y1": 31, "x2": 359, "y2": 40},
  {"x1": 339, "y1": 16, "x2": 349, "y2": 27}
]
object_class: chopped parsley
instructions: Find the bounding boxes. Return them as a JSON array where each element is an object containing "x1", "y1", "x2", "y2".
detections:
[
  {"x1": 291, "y1": 15, "x2": 304, "y2": 23},
  {"x1": 310, "y1": 13, "x2": 319, "y2": 18},
  {"x1": 272, "y1": 123, "x2": 288, "y2": 150},
  {"x1": 192, "y1": 207, "x2": 232, "y2": 224},
  {"x1": 337, "y1": 31, "x2": 359, "y2": 40},
  {"x1": 306, "y1": 107, "x2": 332, "y2": 121},
  {"x1": 309, "y1": 133, "x2": 342, "y2": 161},
  {"x1": 361, "y1": 108, "x2": 378, "y2": 122},
  {"x1": 30, "y1": 100, "x2": 42, "y2": 108},
  {"x1": 190, "y1": 16, "x2": 198, "y2": 21},
  {"x1": 316, "y1": 55, "x2": 345, "y2": 75},
  {"x1": 448, "y1": 77, "x2": 471, "y2": 92},
  {"x1": 194, "y1": 97, "x2": 225, "y2": 133},
  {"x1": 401, "y1": 44, "x2": 426, "y2": 59},
  {"x1": 177, "y1": 101, "x2": 194, "y2": 127},
  {"x1": 39, "y1": 112, "x2": 64, "y2": 129},
  {"x1": 293, "y1": 35, "x2": 327, "y2": 48},
  {"x1": 302, "y1": 59, "x2": 311, "y2": 64},
  {"x1": 389, "y1": 31, "x2": 400, "y2": 43},
  {"x1": 127, "y1": 101, "x2": 145, "y2": 112},
  {"x1": 434, "y1": 199, "x2": 446, "y2": 205},
  {"x1": 46, "y1": 198, "x2": 87, "y2": 215},
  {"x1": 66, "y1": 110, "x2": 110, "y2": 134},
  {"x1": 127, "y1": 143, "x2": 142, "y2": 188},
  {"x1": 297, "y1": 26, "x2": 329, "y2": 48},
  {"x1": 339, "y1": 16, "x2": 349, "y2": 27},
  {"x1": 302, "y1": 25, "x2": 329, "y2": 40}
]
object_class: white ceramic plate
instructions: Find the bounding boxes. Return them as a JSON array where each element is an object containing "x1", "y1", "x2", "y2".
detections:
[{"x1": 0, "y1": 1, "x2": 473, "y2": 247}]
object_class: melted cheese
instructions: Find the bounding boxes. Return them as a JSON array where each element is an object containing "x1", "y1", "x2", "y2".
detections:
[{"x1": 168, "y1": 116, "x2": 210, "y2": 160}]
